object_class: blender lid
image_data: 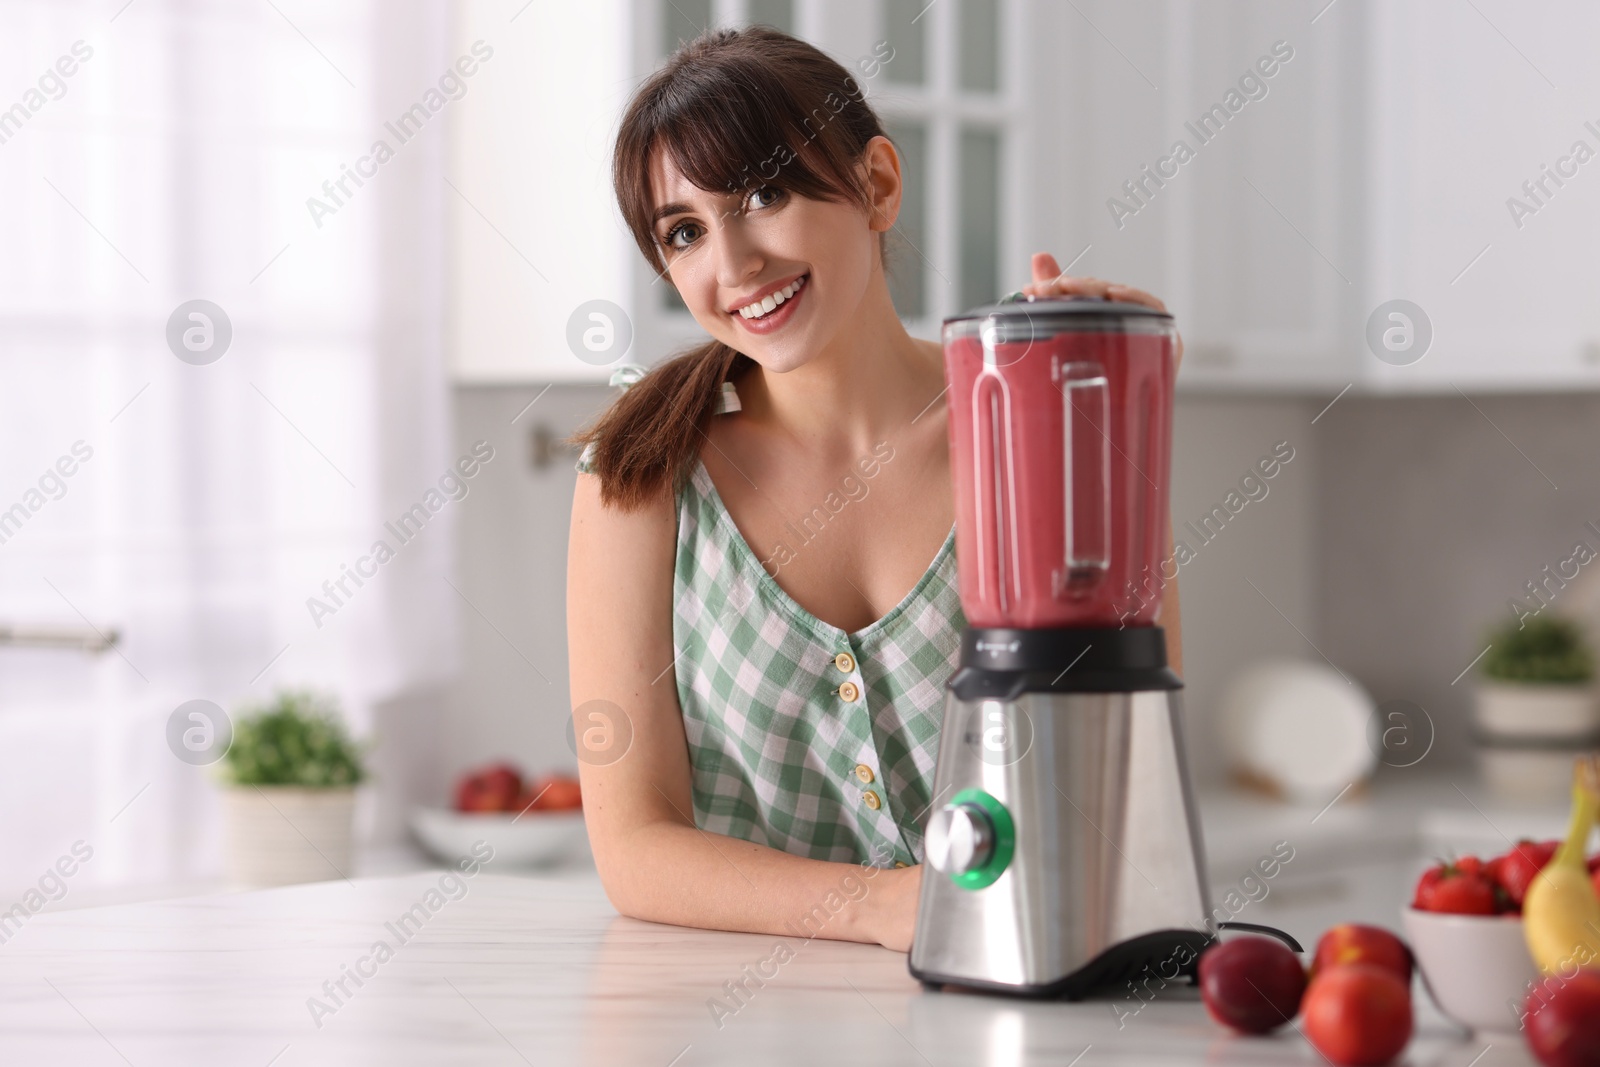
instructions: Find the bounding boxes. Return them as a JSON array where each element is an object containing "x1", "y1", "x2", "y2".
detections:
[{"x1": 944, "y1": 293, "x2": 1173, "y2": 328}]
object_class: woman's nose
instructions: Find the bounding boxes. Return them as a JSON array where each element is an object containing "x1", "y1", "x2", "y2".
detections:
[{"x1": 713, "y1": 220, "x2": 764, "y2": 290}]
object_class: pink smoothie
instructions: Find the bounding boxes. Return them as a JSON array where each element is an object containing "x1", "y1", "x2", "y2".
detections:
[{"x1": 945, "y1": 318, "x2": 1175, "y2": 629}]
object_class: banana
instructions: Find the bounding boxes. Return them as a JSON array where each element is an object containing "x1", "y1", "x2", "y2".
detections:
[{"x1": 1523, "y1": 754, "x2": 1600, "y2": 975}]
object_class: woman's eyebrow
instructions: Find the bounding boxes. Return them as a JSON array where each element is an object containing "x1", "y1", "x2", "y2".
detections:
[{"x1": 652, "y1": 202, "x2": 694, "y2": 225}]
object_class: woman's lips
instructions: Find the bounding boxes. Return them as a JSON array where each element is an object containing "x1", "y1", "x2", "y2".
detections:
[{"x1": 735, "y1": 275, "x2": 808, "y2": 335}]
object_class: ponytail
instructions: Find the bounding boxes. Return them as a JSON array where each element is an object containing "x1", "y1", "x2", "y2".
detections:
[{"x1": 569, "y1": 342, "x2": 753, "y2": 510}]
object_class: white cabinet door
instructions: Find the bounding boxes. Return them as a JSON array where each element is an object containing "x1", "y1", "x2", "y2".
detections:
[
  {"x1": 448, "y1": 0, "x2": 634, "y2": 383},
  {"x1": 1173, "y1": 0, "x2": 1354, "y2": 391},
  {"x1": 1045, "y1": 1, "x2": 1353, "y2": 393},
  {"x1": 1356, "y1": 0, "x2": 1600, "y2": 393},
  {"x1": 1072, "y1": 0, "x2": 1600, "y2": 394},
  {"x1": 1038, "y1": 0, "x2": 1178, "y2": 340}
]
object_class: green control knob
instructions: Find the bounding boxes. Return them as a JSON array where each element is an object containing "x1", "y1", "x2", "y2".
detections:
[{"x1": 924, "y1": 788, "x2": 1014, "y2": 889}]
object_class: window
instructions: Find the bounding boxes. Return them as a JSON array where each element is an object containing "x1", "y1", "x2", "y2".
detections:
[
  {"x1": 661, "y1": 0, "x2": 712, "y2": 56},
  {"x1": 871, "y1": 0, "x2": 1016, "y2": 328},
  {"x1": 747, "y1": 0, "x2": 795, "y2": 33},
  {"x1": 959, "y1": 128, "x2": 1001, "y2": 313},
  {"x1": 885, "y1": 120, "x2": 929, "y2": 319},
  {"x1": 958, "y1": 0, "x2": 999, "y2": 91},
  {"x1": 883, "y1": 0, "x2": 928, "y2": 85}
]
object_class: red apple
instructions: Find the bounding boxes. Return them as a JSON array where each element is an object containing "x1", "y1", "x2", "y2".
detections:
[
  {"x1": 1198, "y1": 936, "x2": 1307, "y2": 1034},
  {"x1": 453, "y1": 762, "x2": 522, "y2": 812},
  {"x1": 1524, "y1": 969, "x2": 1600, "y2": 1067},
  {"x1": 524, "y1": 773, "x2": 582, "y2": 812},
  {"x1": 1312, "y1": 924, "x2": 1413, "y2": 984},
  {"x1": 1302, "y1": 964, "x2": 1413, "y2": 1067}
]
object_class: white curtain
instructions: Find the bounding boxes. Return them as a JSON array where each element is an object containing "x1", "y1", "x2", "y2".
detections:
[{"x1": 0, "y1": 0, "x2": 455, "y2": 893}]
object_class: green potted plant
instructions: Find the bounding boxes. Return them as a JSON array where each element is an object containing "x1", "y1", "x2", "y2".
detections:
[
  {"x1": 218, "y1": 688, "x2": 368, "y2": 887},
  {"x1": 1475, "y1": 615, "x2": 1598, "y2": 742}
]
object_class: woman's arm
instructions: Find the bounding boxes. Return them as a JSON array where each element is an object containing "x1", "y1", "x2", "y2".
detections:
[{"x1": 567, "y1": 473, "x2": 921, "y2": 950}]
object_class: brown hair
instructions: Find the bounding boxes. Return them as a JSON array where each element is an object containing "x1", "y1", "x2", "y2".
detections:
[{"x1": 569, "y1": 26, "x2": 893, "y2": 510}]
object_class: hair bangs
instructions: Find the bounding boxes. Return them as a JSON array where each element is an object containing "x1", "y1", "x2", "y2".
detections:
[{"x1": 615, "y1": 30, "x2": 880, "y2": 274}]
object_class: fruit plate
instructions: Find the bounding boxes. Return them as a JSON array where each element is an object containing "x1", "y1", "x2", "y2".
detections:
[
  {"x1": 410, "y1": 807, "x2": 587, "y2": 869},
  {"x1": 1402, "y1": 906, "x2": 1539, "y2": 1036}
]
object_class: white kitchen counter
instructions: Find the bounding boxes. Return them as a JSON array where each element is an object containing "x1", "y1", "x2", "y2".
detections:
[{"x1": 0, "y1": 861, "x2": 1542, "y2": 1066}]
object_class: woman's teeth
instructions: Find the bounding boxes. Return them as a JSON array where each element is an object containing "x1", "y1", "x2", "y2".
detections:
[{"x1": 738, "y1": 275, "x2": 806, "y2": 319}]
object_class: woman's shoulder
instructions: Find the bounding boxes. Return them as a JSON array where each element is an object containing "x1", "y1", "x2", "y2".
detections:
[{"x1": 570, "y1": 461, "x2": 679, "y2": 614}]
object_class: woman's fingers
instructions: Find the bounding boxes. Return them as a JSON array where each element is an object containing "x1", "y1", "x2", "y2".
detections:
[
  {"x1": 1020, "y1": 253, "x2": 1170, "y2": 317},
  {"x1": 1104, "y1": 283, "x2": 1167, "y2": 313},
  {"x1": 1024, "y1": 276, "x2": 1112, "y2": 299},
  {"x1": 1019, "y1": 251, "x2": 1184, "y2": 366},
  {"x1": 1022, "y1": 255, "x2": 1116, "y2": 299},
  {"x1": 1031, "y1": 251, "x2": 1062, "y2": 285}
]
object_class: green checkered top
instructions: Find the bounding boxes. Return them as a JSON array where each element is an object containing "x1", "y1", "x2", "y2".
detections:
[{"x1": 576, "y1": 412, "x2": 964, "y2": 868}]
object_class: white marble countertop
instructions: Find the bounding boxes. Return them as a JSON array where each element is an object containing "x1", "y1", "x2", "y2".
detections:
[{"x1": 0, "y1": 861, "x2": 1542, "y2": 1066}]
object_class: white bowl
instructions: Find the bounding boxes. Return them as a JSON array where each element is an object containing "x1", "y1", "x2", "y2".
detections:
[
  {"x1": 1403, "y1": 906, "x2": 1540, "y2": 1035},
  {"x1": 410, "y1": 806, "x2": 587, "y2": 869}
]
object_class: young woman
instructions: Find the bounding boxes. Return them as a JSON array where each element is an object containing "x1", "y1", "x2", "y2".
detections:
[{"x1": 567, "y1": 26, "x2": 1183, "y2": 953}]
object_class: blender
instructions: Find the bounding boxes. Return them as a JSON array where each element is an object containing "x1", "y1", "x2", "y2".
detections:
[{"x1": 908, "y1": 294, "x2": 1214, "y2": 998}]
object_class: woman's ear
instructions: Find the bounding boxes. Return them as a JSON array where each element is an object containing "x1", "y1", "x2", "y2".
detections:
[{"x1": 862, "y1": 135, "x2": 902, "y2": 233}]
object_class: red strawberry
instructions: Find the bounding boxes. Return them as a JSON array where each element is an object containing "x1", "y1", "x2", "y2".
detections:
[
  {"x1": 1414, "y1": 863, "x2": 1496, "y2": 915},
  {"x1": 1492, "y1": 839, "x2": 1560, "y2": 907},
  {"x1": 1412, "y1": 863, "x2": 1445, "y2": 909}
]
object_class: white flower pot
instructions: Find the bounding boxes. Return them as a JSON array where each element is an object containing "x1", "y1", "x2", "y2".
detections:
[
  {"x1": 1473, "y1": 681, "x2": 1599, "y2": 742},
  {"x1": 223, "y1": 786, "x2": 356, "y2": 888}
]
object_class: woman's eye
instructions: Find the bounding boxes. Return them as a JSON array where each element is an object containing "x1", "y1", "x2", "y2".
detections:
[
  {"x1": 663, "y1": 221, "x2": 701, "y2": 250},
  {"x1": 746, "y1": 186, "x2": 783, "y2": 211}
]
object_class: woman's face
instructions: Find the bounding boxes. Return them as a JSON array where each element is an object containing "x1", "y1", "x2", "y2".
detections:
[{"x1": 647, "y1": 137, "x2": 901, "y2": 374}]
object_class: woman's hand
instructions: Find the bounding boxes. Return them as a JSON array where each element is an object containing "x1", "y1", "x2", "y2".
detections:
[
  {"x1": 1021, "y1": 251, "x2": 1185, "y2": 369},
  {"x1": 866, "y1": 864, "x2": 923, "y2": 952}
]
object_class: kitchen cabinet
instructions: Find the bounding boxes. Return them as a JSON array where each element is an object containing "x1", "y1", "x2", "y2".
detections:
[
  {"x1": 448, "y1": 0, "x2": 1600, "y2": 392},
  {"x1": 1033, "y1": 0, "x2": 1358, "y2": 393},
  {"x1": 1352, "y1": 0, "x2": 1600, "y2": 393},
  {"x1": 1053, "y1": 0, "x2": 1600, "y2": 395},
  {"x1": 447, "y1": 0, "x2": 634, "y2": 384}
]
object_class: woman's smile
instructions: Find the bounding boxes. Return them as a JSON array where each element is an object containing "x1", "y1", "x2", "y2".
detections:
[{"x1": 730, "y1": 272, "x2": 809, "y2": 334}]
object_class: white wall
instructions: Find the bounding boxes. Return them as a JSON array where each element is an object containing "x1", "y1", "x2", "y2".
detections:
[{"x1": 1168, "y1": 396, "x2": 1320, "y2": 783}]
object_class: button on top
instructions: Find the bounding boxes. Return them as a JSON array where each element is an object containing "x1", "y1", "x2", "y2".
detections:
[
  {"x1": 838, "y1": 680, "x2": 860, "y2": 703},
  {"x1": 834, "y1": 651, "x2": 856, "y2": 673},
  {"x1": 862, "y1": 790, "x2": 881, "y2": 810},
  {"x1": 894, "y1": 861, "x2": 908, "y2": 868},
  {"x1": 854, "y1": 764, "x2": 875, "y2": 784}
]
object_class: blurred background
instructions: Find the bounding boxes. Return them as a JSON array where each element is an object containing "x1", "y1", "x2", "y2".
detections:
[{"x1": 4, "y1": 0, "x2": 1600, "y2": 921}]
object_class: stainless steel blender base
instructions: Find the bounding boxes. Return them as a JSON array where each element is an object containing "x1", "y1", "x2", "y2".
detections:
[{"x1": 908, "y1": 688, "x2": 1214, "y2": 998}]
